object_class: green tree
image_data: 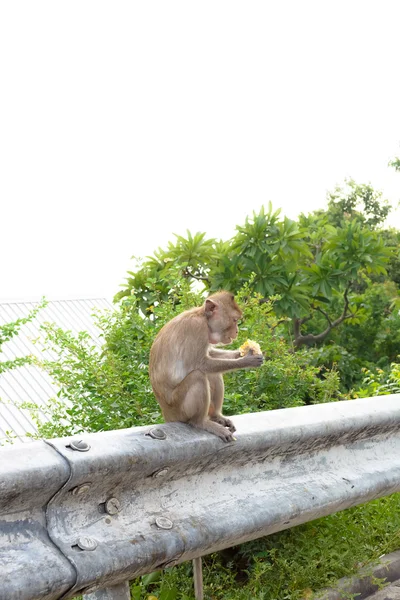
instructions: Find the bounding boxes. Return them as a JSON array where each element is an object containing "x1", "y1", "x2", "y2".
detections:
[
  {"x1": 114, "y1": 231, "x2": 220, "y2": 312},
  {"x1": 322, "y1": 178, "x2": 391, "y2": 228},
  {"x1": 306, "y1": 280, "x2": 400, "y2": 391},
  {"x1": 116, "y1": 195, "x2": 394, "y2": 350}
]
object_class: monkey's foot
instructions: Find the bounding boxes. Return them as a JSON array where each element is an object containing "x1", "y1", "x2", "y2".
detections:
[
  {"x1": 213, "y1": 425, "x2": 235, "y2": 443},
  {"x1": 193, "y1": 419, "x2": 235, "y2": 442},
  {"x1": 211, "y1": 415, "x2": 236, "y2": 433}
]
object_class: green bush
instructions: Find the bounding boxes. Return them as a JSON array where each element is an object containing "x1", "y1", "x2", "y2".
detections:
[
  {"x1": 353, "y1": 360, "x2": 400, "y2": 398},
  {"x1": 223, "y1": 289, "x2": 340, "y2": 414},
  {"x1": 29, "y1": 296, "x2": 160, "y2": 437},
  {"x1": 0, "y1": 301, "x2": 46, "y2": 445}
]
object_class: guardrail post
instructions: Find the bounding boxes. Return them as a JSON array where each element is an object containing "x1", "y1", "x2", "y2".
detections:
[
  {"x1": 82, "y1": 581, "x2": 130, "y2": 599},
  {"x1": 193, "y1": 557, "x2": 204, "y2": 600}
]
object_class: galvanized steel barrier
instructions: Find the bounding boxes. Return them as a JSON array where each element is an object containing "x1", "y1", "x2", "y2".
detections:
[{"x1": 1, "y1": 395, "x2": 400, "y2": 600}]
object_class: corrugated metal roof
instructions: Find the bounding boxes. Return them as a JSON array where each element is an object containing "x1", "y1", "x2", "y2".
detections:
[{"x1": 0, "y1": 298, "x2": 113, "y2": 445}]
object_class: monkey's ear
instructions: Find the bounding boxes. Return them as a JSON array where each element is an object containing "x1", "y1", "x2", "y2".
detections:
[{"x1": 205, "y1": 299, "x2": 218, "y2": 317}]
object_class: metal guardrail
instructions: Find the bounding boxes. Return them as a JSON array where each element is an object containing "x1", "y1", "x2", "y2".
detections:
[{"x1": 1, "y1": 395, "x2": 400, "y2": 600}]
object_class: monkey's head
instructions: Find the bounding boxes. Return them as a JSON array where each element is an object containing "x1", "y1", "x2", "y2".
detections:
[{"x1": 204, "y1": 291, "x2": 242, "y2": 345}]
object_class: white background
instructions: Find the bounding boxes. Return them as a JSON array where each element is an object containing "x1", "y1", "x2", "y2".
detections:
[{"x1": 1, "y1": 1, "x2": 399, "y2": 301}]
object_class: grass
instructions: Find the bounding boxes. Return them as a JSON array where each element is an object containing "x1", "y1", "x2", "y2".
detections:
[{"x1": 132, "y1": 493, "x2": 400, "y2": 600}]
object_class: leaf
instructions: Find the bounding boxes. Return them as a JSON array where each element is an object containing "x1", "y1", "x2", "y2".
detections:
[
  {"x1": 314, "y1": 296, "x2": 331, "y2": 304},
  {"x1": 131, "y1": 585, "x2": 142, "y2": 600},
  {"x1": 159, "y1": 588, "x2": 179, "y2": 600},
  {"x1": 142, "y1": 571, "x2": 162, "y2": 586}
]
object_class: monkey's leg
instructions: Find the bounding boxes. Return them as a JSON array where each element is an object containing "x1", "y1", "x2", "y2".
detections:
[
  {"x1": 171, "y1": 370, "x2": 234, "y2": 442},
  {"x1": 207, "y1": 373, "x2": 236, "y2": 433}
]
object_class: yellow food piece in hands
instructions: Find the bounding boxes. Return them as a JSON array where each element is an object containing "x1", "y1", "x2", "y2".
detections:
[{"x1": 239, "y1": 339, "x2": 262, "y2": 356}]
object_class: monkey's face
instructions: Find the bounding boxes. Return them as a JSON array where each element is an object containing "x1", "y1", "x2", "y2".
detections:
[
  {"x1": 222, "y1": 314, "x2": 241, "y2": 344},
  {"x1": 206, "y1": 292, "x2": 242, "y2": 345}
]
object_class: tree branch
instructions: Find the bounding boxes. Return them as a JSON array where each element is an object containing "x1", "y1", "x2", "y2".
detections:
[
  {"x1": 299, "y1": 315, "x2": 313, "y2": 325},
  {"x1": 182, "y1": 267, "x2": 210, "y2": 284},
  {"x1": 314, "y1": 306, "x2": 332, "y2": 326},
  {"x1": 293, "y1": 285, "x2": 353, "y2": 348},
  {"x1": 271, "y1": 318, "x2": 289, "y2": 331}
]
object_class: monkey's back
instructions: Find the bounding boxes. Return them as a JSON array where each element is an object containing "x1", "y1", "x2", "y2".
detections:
[{"x1": 149, "y1": 307, "x2": 209, "y2": 404}]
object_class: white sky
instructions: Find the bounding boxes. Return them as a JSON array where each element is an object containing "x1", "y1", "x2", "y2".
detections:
[{"x1": 1, "y1": 1, "x2": 400, "y2": 302}]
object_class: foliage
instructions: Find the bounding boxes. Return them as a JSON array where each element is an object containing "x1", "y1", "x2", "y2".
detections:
[
  {"x1": 305, "y1": 282, "x2": 400, "y2": 390},
  {"x1": 114, "y1": 231, "x2": 220, "y2": 311},
  {"x1": 307, "y1": 343, "x2": 365, "y2": 393},
  {"x1": 0, "y1": 300, "x2": 46, "y2": 374},
  {"x1": 323, "y1": 178, "x2": 391, "y2": 229},
  {"x1": 353, "y1": 361, "x2": 400, "y2": 398},
  {"x1": 211, "y1": 204, "x2": 313, "y2": 317},
  {"x1": 116, "y1": 188, "x2": 394, "y2": 350},
  {"x1": 389, "y1": 156, "x2": 400, "y2": 172},
  {"x1": 380, "y1": 229, "x2": 400, "y2": 286},
  {"x1": 29, "y1": 298, "x2": 160, "y2": 438},
  {"x1": 222, "y1": 288, "x2": 340, "y2": 413},
  {"x1": 132, "y1": 493, "x2": 400, "y2": 600},
  {"x1": 0, "y1": 301, "x2": 47, "y2": 445},
  {"x1": 337, "y1": 282, "x2": 400, "y2": 362}
]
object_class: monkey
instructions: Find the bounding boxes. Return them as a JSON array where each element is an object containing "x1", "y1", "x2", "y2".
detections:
[{"x1": 149, "y1": 291, "x2": 264, "y2": 442}]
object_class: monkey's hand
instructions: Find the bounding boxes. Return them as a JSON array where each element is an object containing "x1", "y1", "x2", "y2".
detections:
[{"x1": 240, "y1": 353, "x2": 264, "y2": 368}]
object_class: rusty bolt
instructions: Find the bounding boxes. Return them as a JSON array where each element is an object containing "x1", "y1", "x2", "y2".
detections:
[{"x1": 105, "y1": 497, "x2": 121, "y2": 515}]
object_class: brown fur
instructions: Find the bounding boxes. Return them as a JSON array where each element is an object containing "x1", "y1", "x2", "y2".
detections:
[{"x1": 149, "y1": 291, "x2": 263, "y2": 442}]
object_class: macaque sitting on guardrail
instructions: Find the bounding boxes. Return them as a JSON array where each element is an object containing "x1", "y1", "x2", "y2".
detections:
[{"x1": 149, "y1": 291, "x2": 263, "y2": 442}]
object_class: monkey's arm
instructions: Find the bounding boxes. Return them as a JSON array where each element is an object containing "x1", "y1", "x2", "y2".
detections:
[
  {"x1": 201, "y1": 353, "x2": 263, "y2": 374},
  {"x1": 209, "y1": 348, "x2": 241, "y2": 359}
]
